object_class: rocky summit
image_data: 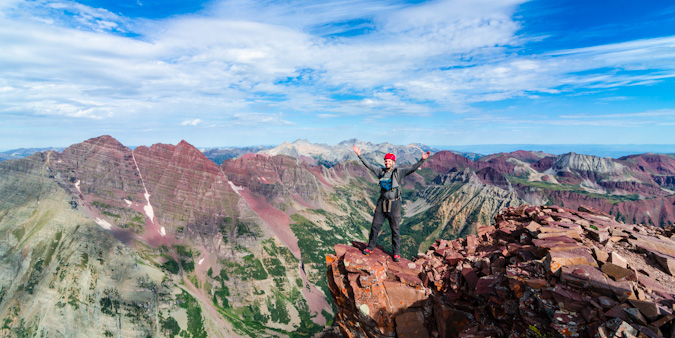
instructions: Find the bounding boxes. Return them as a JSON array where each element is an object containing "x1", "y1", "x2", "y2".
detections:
[{"x1": 326, "y1": 205, "x2": 675, "y2": 338}]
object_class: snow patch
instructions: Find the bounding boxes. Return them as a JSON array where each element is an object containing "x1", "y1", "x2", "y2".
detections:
[
  {"x1": 228, "y1": 181, "x2": 244, "y2": 195},
  {"x1": 143, "y1": 192, "x2": 155, "y2": 222},
  {"x1": 95, "y1": 218, "x2": 112, "y2": 230},
  {"x1": 258, "y1": 176, "x2": 268, "y2": 182},
  {"x1": 75, "y1": 180, "x2": 81, "y2": 193},
  {"x1": 124, "y1": 199, "x2": 132, "y2": 206},
  {"x1": 132, "y1": 152, "x2": 157, "y2": 225},
  {"x1": 160, "y1": 226, "x2": 166, "y2": 236},
  {"x1": 198, "y1": 258, "x2": 204, "y2": 265}
]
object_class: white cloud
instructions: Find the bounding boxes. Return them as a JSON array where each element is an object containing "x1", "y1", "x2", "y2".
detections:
[
  {"x1": 230, "y1": 112, "x2": 294, "y2": 125},
  {"x1": 0, "y1": 0, "x2": 674, "y2": 144},
  {"x1": 560, "y1": 109, "x2": 675, "y2": 119},
  {"x1": 181, "y1": 118, "x2": 203, "y2": 126},
  {"x1": 316, "y1": 114, "x2": 338, "y2": 118}
]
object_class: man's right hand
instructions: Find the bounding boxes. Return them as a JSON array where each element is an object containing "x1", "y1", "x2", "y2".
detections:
[{"x1": 353, "y1": 145, "x2": 361, "y2": 156}]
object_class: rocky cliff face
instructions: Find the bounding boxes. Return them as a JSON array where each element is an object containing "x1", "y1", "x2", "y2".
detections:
[
  {"x1": 0, "y1": 136, "x2": 339, "y2": 338},
  {"x1": 620, "y1": 154, "x2": 675, "y2": 176},
  {"x1": 552, "y1": 152, "x2": 627, "y2": 174},
  {"x1": 422, "y1": 149, "x2": 675, "y2": 228},
  {"x1": 133, "y1": 140, "x2": 241, "y2": 243},
  {"x1": 326, "y1": 205, "x2": 675, "y2": 338},
  {"x1": 221, "y1": 153, "x2": 324, "y2": 209},
  {"x1": 0, "y1": 153, "x2": 171, "y2": 338}
]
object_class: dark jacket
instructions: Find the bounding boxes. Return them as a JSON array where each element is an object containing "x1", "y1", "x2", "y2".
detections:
[{"x1": 357, "y1": 154, "x2": 426, "y2": 201}]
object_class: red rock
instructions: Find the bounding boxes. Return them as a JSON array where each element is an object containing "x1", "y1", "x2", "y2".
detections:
[
  {"x1": 537, "y1": 229, "x2": 582, "y2": 240},
  {"x1": 601, "y1": 262, "x2": 637, "y2": 282},
  {"x1": 525, "y1": 221, "x2": 542, "y2": 233},
  {"x1": 524, "y1": 278, "x2": 548, "y2": 289},
  {"x1": 627, "y1": 299, "x2": 660, "y2": 321},
  {"x1": 623, "y1": 307, "x2": 647, "y2": 325},
  {"x1": 533, "y1": 236, "x2": 578, "y2": 245},
  {"x1": 629, "y1": 236, "x2": 675, "y2": 257},
  {"x1": 650, "y1": 313, "x2": 675, "y2": 328},
  {"x1": 560, "y1": 265, "x2": 634, "y2": 301},
  {"x1": 630, "y1": 324, "x2": 663, "y2": 338},
  {"x1": 652, "y1": 251, "x2": 675, "y2": 276},
  {"x1": 610, "y1": 252, "x2": 628, "y2": 269},
  {"x1": 478, "y1": 225, "x2": 495, "y2": 237},
  {"x1": 334, "y1": 244, "x2": 350, "y2": 258},
  {"x1": 534, "y1": 239, "x2": 581, "y2": 252},
  {"x1": 605, "y1": 304, "x2": 632, "y2": 322},
  {"x1": 444, "y1": 252, "x2": 464, "y2": 266},
  {"x1": 466, "y1": 235, "x2": 478, "y2": 255},
  {"x1": 593, "y1": 247, "x2": 610, "y2": 264},
  {"x1": 434, "y1": 247, "x2": 454, "y2": 256},
  {"x1": 384, "y1": 280, "x2": 428, "y2": 314},
  {"x1": 545, "y1": 248, "x2": 598, "y2": 274},
  {"x1": 434, "y1": 304, "x2": 471, "y2": 338},
  {"x1": 637, "y1": 273, "x2": 672, "y2": 295},
  {"x1": 395, "y1": 310, "x2": 430, "y2": 338},
  {"x1": 587, "y1": 229, "x2": 609, "y2": 242},
  {"x1": 475, "y1": 276, "x2": 499, "y2": 295},
  {"x1": 550, "y1": 284, "x2": 587, "y2": 312},
  {"x1": 461, "y1": 266, "x2": 479, "y2": 291}
]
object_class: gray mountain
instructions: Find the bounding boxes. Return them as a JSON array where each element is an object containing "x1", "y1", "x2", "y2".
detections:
[{"x1": 262, "y1": 138, "x2": 438, "y2": 166}]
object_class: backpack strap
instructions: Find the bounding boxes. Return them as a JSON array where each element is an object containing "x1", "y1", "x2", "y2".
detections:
[{"x1": 392, "y1": 168, "x2": 401, "y2": 198}]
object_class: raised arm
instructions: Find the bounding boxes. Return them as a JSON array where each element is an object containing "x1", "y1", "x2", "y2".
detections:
[
  {"x1": 399, "y1": 151, "x2": 430, "y2": 177},
  {"x1": 353, "y1": 145, "x2": 381, "y2": 176}
]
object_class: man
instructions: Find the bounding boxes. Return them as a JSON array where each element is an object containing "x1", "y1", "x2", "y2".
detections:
[{"x1": 353, "y1": 145, "x2": 430, "y2": 262}]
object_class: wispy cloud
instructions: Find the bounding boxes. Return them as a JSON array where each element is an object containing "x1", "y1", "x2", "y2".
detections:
[
  {"x1": 1, "y1": 0, "x2": 674, "y2": 148},
  {"x1": 229, "y1": 112, "x2": 294, "y2": 125},
  {"x1": 181, "y1": 118, "x2": 203, "y2": 126},
  {"x1": 560, "y1": 109, "x2": 675, "y2": 119},
  {"x1": 316, "y1": 114, "x2": 338, "y2": 119}
]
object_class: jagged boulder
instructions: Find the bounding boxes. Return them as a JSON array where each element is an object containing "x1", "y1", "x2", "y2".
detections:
[
  {"x1": 326, "y1": 205, "x2": 675, "y2": 337},
  {"x1": 326, "y1": 244, "x2": 432, "y2": 338}
]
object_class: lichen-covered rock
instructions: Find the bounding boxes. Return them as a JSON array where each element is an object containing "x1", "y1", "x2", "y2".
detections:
[{"x1": 327, "y1": 205, "x2": 675, "y2": 337}]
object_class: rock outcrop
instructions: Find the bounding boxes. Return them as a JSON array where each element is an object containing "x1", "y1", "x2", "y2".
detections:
[
  {"x1": 326, "y1": 205, "x2": 675, "y2": 337},
  {"x1": 552, "y1": 152, "x2": 627, "y2": 174}
]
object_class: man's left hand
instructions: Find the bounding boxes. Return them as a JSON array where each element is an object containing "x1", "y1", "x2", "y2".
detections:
[{"x1": 422, "y1": 151, "x2": 430, "y2": 160}]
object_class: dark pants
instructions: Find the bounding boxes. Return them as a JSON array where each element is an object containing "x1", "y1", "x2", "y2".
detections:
[{"x1": 367, "y1": 198, "x2": 402, "y2": 255}]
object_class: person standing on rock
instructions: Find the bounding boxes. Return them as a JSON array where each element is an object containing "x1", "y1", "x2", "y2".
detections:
[{"x1": 353, "y1": 145, "x2": 430, "y2": 262}]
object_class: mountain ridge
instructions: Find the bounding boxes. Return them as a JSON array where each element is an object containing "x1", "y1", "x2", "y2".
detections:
[{"x1": 0, "y1": 135, "x2": 674, "y2": 337}]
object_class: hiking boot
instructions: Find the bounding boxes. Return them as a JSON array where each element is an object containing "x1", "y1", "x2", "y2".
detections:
[
  {"x1": 393, "y1": 254, "x2": 400, "y2": 262},
  {"x1": 362, "y1": 248, "x2": 372, "y2": 255}
]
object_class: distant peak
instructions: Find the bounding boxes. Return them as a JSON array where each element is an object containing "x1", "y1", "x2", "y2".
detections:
[
  {"x1": 175, "y1": 140, "x2": 203, "y2": 155},
  {"x1": 83, "y1": 135, "x2": 127, "y2": 149},
  {"x1": 338, "y1": 139, "x2": 359, "y2": 145}
]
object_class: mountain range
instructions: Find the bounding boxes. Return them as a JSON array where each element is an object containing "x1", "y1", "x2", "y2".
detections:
[{"x1": 0, "y1": 135, "x2": 673, "y2": 337}]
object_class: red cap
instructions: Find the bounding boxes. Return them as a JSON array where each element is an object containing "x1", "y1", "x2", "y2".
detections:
[{"x1": 384, "y1": 153, "x2": 396, "y2": 161}]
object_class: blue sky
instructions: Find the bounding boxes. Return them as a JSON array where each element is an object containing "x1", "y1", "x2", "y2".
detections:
[{"x1": 1, "y1": 0, "x2": 675, "y2": 150}]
